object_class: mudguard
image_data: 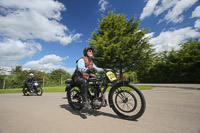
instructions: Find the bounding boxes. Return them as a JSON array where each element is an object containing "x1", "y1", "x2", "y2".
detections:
[{"x1": 65, "y1": 79, "x2": 74, "y2": 91}]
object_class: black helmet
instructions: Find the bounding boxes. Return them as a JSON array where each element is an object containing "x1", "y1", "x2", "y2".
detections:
[{"x1": 83, "y1": 46, "x2": 94, "y2": 56}]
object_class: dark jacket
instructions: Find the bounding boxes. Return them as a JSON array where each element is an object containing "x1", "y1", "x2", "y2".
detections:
[{"x1": 25, "y1": 77, "x2": 36, "y2": 85}]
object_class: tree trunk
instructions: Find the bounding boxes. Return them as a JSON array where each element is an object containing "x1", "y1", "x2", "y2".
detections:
[
  {"x1": 61, "y1": 75, "x2": 63, "y2": 86},
  {"x1": 43, "y1": 76, "x2": 45, "y2": 88},
  {"x1": 3, "y1": 75, "x2": 6, "y2": 89}
]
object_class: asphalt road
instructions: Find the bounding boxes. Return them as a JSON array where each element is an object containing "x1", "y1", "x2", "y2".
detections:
[{"x1": 0, "y1": 87, "x2": 200, "y2": 133}]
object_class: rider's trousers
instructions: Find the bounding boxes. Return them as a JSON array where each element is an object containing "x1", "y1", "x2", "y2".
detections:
[{"x1": 77, "y1": 78, "x2": 89, "y2": 101}]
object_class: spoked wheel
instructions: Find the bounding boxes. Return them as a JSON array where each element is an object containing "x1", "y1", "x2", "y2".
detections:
[
  {"x1": 109, "y1": 84, "x2": 146, "y2": 120},
  {"x1": 115, "y1": 90, "x2": 137, "y2": 113},
  {"x1": 22, "y1": 87, "x2": 29, "y2": 96},
  {"x1": 67, "y1": 86, "x2": 83, "y2": 110},
  {"x1": 35, "y1": 86, "x2": 43, "y2": 96}
]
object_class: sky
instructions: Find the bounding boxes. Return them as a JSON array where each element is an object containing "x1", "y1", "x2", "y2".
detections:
[{"x1": 0, "y1": 0, "x2": 200, "y2": 74}]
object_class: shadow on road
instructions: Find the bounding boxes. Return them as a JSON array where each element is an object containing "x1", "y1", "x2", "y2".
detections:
[
  {"x1": 22, "y1": 93, "x2": 40, "y2": 96},
  {"x1": 60, "y1": 104, "x2": 136, "y2": 121}
]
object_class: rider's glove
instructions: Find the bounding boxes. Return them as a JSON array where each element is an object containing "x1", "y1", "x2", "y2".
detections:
[{"x1": 86, "y1": 68, "x2": 97, "y2": 74}]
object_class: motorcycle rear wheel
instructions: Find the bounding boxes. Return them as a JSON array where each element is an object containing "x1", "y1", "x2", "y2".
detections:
[
  {"x1": 109, "y1": 84, "x2": 146, "y2": 120},
  {"x1": 67, "y1": 86, "x2": 83, "y2": 110},
  {"x1": 22, "y1": 87, "x2": 29, "y2": 96}
]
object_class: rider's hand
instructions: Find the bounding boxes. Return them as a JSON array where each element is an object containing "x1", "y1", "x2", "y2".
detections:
[
  {"x1": 86, "y1": 68, "x2": 97, "y2": 74},
  {"x1": 92, "y1": 68, "x2": 97, "y2": 73}
]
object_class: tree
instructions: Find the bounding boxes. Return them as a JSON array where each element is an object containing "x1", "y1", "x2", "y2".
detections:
[
  {"x1": 47, "y1": 69, "x2": 71, "y2": 86},
  {"x1": 87, "y1": 11, "x2": 155, "y2": 78},
  {"x1": 140, "y1": 39, "x2": 200, "y2": 83},
  {"x1": 178, "y1": 39, "x2": 200, "y2": 83},
  {"x1": 11, "y1": 65, "x2": 22, "y2": 74}
]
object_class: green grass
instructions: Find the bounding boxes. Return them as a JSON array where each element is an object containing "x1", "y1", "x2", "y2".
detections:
[
  {"x1": 0, "y1": 86, "x2": 66, "y2": 94},
  {"x1": 136, "y1": 85, "x2": 153, "y2": 90},
  {"x1": 43, "y1": 86, "x2": 66, "y2": 92},
  {"x1": 0, "y1": 85, "x2": 152, "y2": 94},
  {"x1": 0, "y1": 88, "x2": 22, "y2": 93}
]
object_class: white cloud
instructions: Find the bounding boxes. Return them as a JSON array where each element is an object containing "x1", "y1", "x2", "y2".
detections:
[
  {"x1": 144, "y1": 32, "x2": 155, "y2": 38},
  {"x1": 0, "y1": 66, "x2": 12, "y2": 75},
  {"x1": 194, "y1": 19, "x2": 200, "y2": 29},
  {"x1": 163, "y1": 0, "x2": 198, "y2": 23},
  {"x1": 0, "y1": 38, "x2": 41, "y2": 66},
  {"x1": 149, "y1": 27, "x2": 200, "y2": 52},
  {"x1": 154, "y1": 0, "x2": 178, "y2": 16},
  {"x1": 23, "y1": 54, "x2": 73, "y2": 73},
  {"x1": 191, "y1": 6, "x2": 200, "y2": 29},
  {"x1": 140, "y1": 0, "x2": 198, "y2": 23},
  {"x1": 191, "y1": 6, "x2": 200, "y2": 18},
  {"x1": 64, "y1": 68, "x2": 75, "y2": 75},
  {"x1": 0, "y1": 0, "x2": 82, "y2": 68},
  {"x1": 0, "y1": 0, "x2": 82, "y2": 45},
  {"x1": 140, "y1": 0, "x2": 159, "y2": 20},
  {"x1": 98, "y1": 0, "x2": 109, "y2": 12},
  {"x1": 0, "y1": 0, "x2": 65, "y2": 20}
]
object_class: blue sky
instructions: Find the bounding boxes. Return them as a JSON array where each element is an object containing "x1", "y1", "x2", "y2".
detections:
[{"x1": 0, "y1": 0, "x2": 200, "y2": 74}]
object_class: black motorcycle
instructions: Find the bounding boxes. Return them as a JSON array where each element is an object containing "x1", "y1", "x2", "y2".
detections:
[
  {"x1": 23, "y1": 81, "x2": 43, "y2": 96},
  {"x1": 65, "y1": 69, "x2": 146, "y2": 120}
]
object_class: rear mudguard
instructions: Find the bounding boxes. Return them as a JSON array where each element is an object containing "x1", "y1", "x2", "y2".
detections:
[
  {"x1": 108, "y1": 81, "x2": 129, "y2": 108},
  {"x1": 65, "y1": 84, "x2": 74, "y2": 92}
]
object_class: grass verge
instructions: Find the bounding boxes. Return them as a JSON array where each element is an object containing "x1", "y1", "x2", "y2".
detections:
[{"x1": 0, "y1": 85, "x2": 152, "y2": 94}]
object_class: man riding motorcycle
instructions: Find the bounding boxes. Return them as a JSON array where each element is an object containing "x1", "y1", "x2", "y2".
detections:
[
  {"x1": 25, "y1": 73, "x2": 36, "y2": 95},
  {"x1": 73, "y1": 46, "x2": 104, "y2": 109}
]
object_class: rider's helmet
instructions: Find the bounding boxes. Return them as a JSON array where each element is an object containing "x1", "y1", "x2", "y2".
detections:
[
  {"x1": 83, "y1": 46, "x2": 94, "y2": 56},
  {"x1": 30, "y1": 73, "x2": 34, "y2": 77}
]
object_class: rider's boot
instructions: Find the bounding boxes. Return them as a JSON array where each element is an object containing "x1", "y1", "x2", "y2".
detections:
[
  {"x1": 26, "y1": 91, "x2": 30, "y2": 95},
  {"x1": 81, "y1": 82, "x2": 91, "y2": 109}
]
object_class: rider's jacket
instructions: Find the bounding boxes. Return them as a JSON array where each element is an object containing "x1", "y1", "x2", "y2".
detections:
[
  {"x1": 25, "y1": 77, "x2": 35, "y2": 84},
  {"x1": 24, "y1": 77, "x2": 36, "y2": 88},
  {"x1": 80, "y1": 56, "x2": 94, "y2": 79},
  {"x1": 73, "y1": 56, "x2": 94, "y2": 83}
]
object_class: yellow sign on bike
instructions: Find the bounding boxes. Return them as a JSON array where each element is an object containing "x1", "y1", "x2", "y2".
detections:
[{"x1": 106, "y1": 71, "x2": 117, "y2": 82}]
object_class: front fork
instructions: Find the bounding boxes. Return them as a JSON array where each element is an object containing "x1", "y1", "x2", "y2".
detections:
[{"x1": 108, "y1": 81, "x2": 130, "y2": 107}]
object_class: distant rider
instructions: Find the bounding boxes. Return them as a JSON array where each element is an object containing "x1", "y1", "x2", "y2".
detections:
[
  {"x1": 73, "y1": 46, "x2": 104, "y2": 109},
  {"x1": 25, "y1": 73, "x2": 36, "y2": 95}
]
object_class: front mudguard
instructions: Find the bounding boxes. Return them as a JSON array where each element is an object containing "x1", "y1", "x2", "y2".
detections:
[{"x1": 108, "y1": 81, "x2": 130, "y2": 107}]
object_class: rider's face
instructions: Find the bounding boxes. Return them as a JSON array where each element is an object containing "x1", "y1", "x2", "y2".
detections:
[{"x1": 87, "y1": 50, "x2": 93, "y2": 57}]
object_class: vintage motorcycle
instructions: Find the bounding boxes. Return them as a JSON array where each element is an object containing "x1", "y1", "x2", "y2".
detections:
[
  {"x1": 65, "y1": 69, "x2": 146, "y2": 120},
  {"x1": 22, "y1": 81, "x2": 43, "y2": 96}
]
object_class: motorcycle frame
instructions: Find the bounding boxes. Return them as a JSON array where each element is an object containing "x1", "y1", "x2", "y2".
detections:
[{"x1": 87, "y1": 74, "x2": 130, "y2": 108}]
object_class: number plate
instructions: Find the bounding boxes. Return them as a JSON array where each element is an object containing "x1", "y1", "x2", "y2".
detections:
[{"x1": 106, "y1": 71, "x2": 117, "y2": 82}]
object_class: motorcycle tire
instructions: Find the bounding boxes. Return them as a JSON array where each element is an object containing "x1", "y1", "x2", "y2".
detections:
[
  {"x1": 35, "y1": 86, "x2": 43, "y2": 96},
  {"x1": 22, "y1": 87, "x2": 29, "y2": 96},
  {"x1": 67, "y1": 86, "x2": 83, "y2": 110},
  {"x1": 109, "y1": 84, "x2": 146, "y2": 120}
]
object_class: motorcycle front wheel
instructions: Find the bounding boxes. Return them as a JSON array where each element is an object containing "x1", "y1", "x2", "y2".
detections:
[
  {"x1": 67, "y1": 86, "x2": 83, "y2": 110},
  {"x1": 109, "y1": 84, "x2": 146, "y2": 120},
  {"x1": 35, "y1": 86, "x2": 43, "y2": 96}
]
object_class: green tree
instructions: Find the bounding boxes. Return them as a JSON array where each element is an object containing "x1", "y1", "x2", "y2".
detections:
[
  {"x1": 141, "y1": 39, "x2": 200, "y2": 83},
  {"x1": 87, "y1": 11, "x2": 154, "y2": 78},
  {"x1": 47, "y1": 69, "x2": 71, "y2": 86},
  {"x1": 11, "y1": 65, "x2": 22, "y2": 74},
  {"x1": 178, "y1": 39, "x2": 200, "y2": 83}
]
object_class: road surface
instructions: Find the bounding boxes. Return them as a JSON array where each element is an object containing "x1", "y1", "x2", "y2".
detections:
[{"x1": 0, "y1": 87, "x2": 200, "y2": 133}]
